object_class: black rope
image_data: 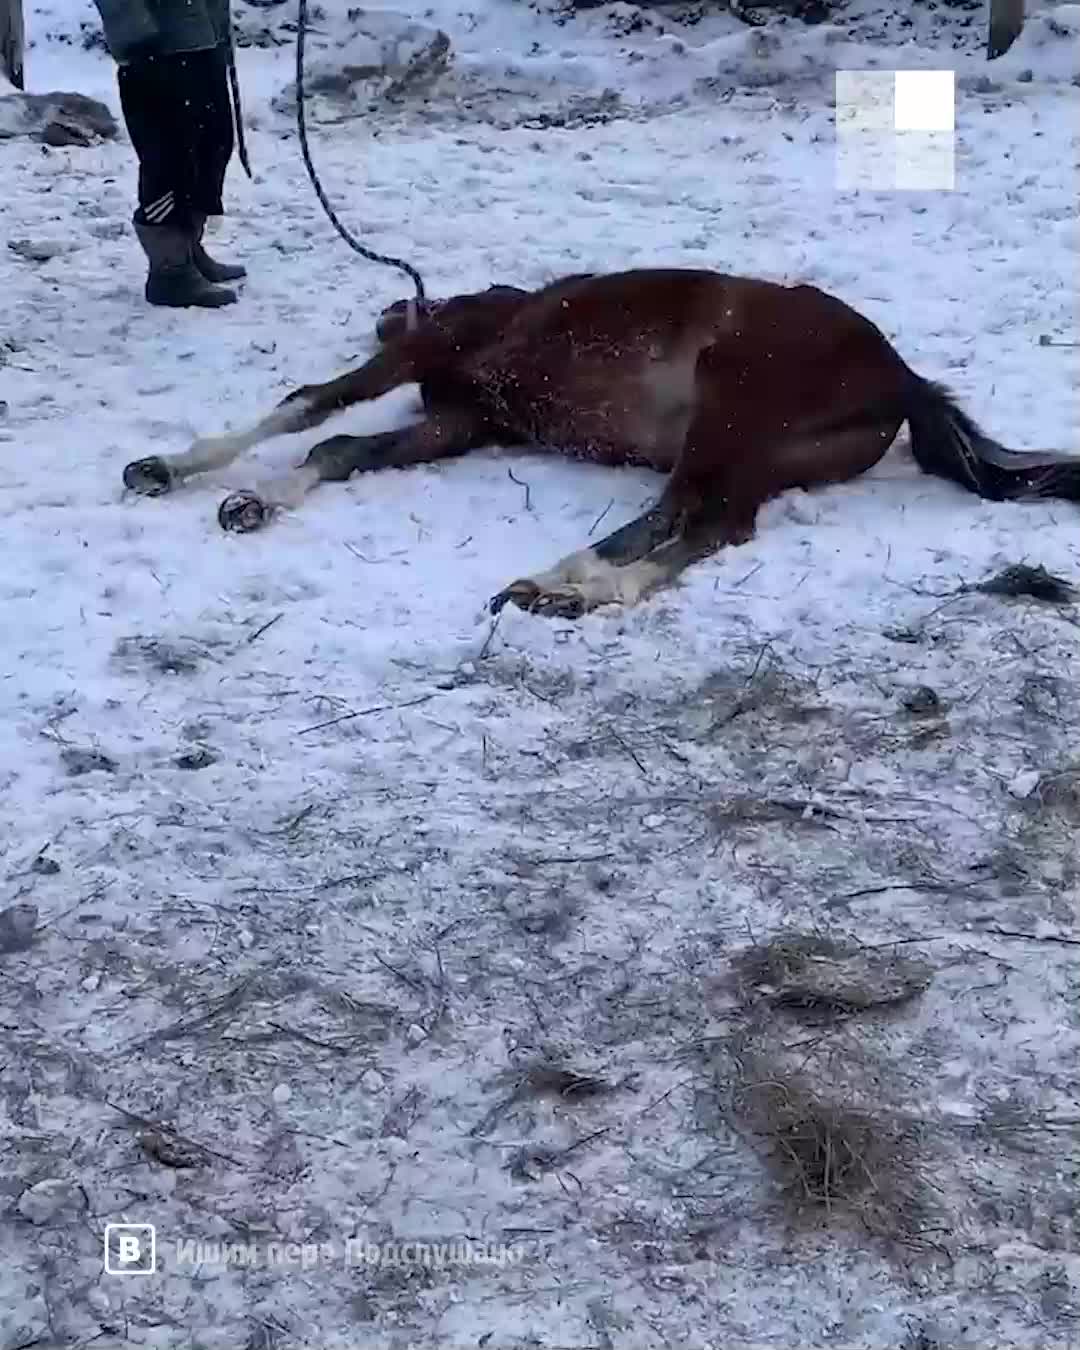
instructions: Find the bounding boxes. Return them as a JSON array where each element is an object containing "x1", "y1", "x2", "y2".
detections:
[
  {"x1": 227, "y1": 44, "x2": 253, "y2": 178},
  {"x1": 295, "y1": 0, "x2": 427, "y2": 304}
]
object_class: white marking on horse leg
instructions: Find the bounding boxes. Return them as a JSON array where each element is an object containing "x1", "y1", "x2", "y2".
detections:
[
  {"x1": 512, "y1": 549, "x2": 667, "y2": 614},
  {"x1": 525, "y1": 548, "x2": 600, "y2": 590},
  {"x1": 248, "y1": 461, "x2": 323, "y2": 511},
  {"x1": 159, "y1": 403, "x2": 312, "y2": 482},
  {"x1": 569, "y1": 553, "x2": 667, "y2": 608}
]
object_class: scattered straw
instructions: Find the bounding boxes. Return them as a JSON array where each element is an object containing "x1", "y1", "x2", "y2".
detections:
[
  {"x1": 733, "y1": 1070, "x2": 926, "y2": 1238},
  {"x1": 733, "y1": 933, "x2": 934, "y2": 1014},
  {"x1": 974, "y1": 564, "x2": 1075, "y2": 605},
  {"x1": 520, "y1": 1064, "x2": 615, "y2": 1100}
]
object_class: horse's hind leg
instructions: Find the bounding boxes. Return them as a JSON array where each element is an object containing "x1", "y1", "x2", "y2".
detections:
[
  {"x1": 217, "y1": 407, "x2": 487, "y2": 533},
  {"x1": 489, "y1": 477, "x2": 689, "y2": 615},
  {"x1": 488, "y1": 447, "x2": 748, "y2": 619},
  {"x1": 491, "y1": 502, "x2": 744, "y2": 619},
  {"x1": 548, "y1": 416, "x2": 899, "y2": 618},
  {"x1": 503, "y1": 414, "x2": 902, "y2": 617},
  {"x1": 490, "y1": 325, "x2": 906, "y2": 618}
]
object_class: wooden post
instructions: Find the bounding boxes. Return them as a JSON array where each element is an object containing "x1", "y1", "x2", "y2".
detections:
[
  {"x1": 1, "y1": 0, "x2": 24, "y2": 89},
  {"x1": 987, "y1": 0, "x2": 1024, "y2": 59}
]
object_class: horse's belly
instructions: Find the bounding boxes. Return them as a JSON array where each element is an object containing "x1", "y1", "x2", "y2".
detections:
[
  {"x1": 529, "y1": 355, "x2": 697, "y2": 469},
  {"x1": 464, "y1": 342, "x2": 698, "y2": 469}
]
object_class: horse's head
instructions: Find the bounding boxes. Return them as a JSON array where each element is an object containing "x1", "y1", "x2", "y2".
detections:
[{"x1": 374, "y1": 284, "x2": 531, "y2": 346}]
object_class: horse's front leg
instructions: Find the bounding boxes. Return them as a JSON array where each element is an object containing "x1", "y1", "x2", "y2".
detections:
[
  {"x1": 122, "y1": 344, "x2": 421, "y2": 498},
  {"x1": 216, "y1": 406, "x2": 489, "y2": 533}
]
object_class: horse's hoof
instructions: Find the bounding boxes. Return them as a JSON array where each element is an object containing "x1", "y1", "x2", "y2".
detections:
[
  {"x1": 489, "y1": 580, "x2": 586, "y2": 620},
  {"x1": 218, "y1": 490, "x2": 270, "y2": 534},
  {"x1": 531, "y1": 585, "x2": 587, "y2": 620},
  {"x1": 489, "y1": 579, "x2": 540, "y2": 615},
  {"x1": 123, "y1": 456, "x2": 173, "y2": 496}
]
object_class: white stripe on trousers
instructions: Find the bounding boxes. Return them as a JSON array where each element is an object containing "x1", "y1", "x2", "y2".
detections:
[{"x1": 144, "y1": 191, "x2": 175, "y2": 223}]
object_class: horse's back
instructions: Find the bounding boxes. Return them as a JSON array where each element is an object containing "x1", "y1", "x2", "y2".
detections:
[{"x1": 499, "y1": 268, "x2": 888, "y2": 358}]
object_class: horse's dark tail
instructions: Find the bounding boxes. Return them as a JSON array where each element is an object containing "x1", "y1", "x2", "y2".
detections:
[{"x1": 904, "y1": 375, "x2": 1080, "y2": 503}]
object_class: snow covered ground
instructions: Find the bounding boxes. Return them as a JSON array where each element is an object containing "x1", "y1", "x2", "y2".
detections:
[{"x1": 2, "y1": 1, "x2": 1080, "y2": 1347}]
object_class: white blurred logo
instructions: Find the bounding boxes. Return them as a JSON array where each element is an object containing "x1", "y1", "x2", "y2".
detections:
[{"x1": 104, "y1": 1224, "x2": 156, "y2": 1275}]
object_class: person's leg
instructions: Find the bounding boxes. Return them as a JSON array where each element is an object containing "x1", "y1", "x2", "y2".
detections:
[
  {"x1": 182, "y1": 45, "x2": 247, "y2": 284},
  {"x1": 116, "y1": 53, "x2": 237, "y2": 309}
]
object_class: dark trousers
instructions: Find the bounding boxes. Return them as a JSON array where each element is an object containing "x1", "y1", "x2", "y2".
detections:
[{"x1": 117, "y1": 46, "x2": 234, "y2": 229}]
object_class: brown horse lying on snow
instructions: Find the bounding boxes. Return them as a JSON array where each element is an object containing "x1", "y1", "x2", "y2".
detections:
[{"x1": 122, "y1": 268, "x2": 1079, "y2": 619}]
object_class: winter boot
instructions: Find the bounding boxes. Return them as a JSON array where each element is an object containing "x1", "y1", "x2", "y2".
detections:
[
  {"x1": 134, "y1": 221, "x2": 237, "y2": 308},
  {"x1": 190, "y1": 212, "x2": 247, "y2": 284}
]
